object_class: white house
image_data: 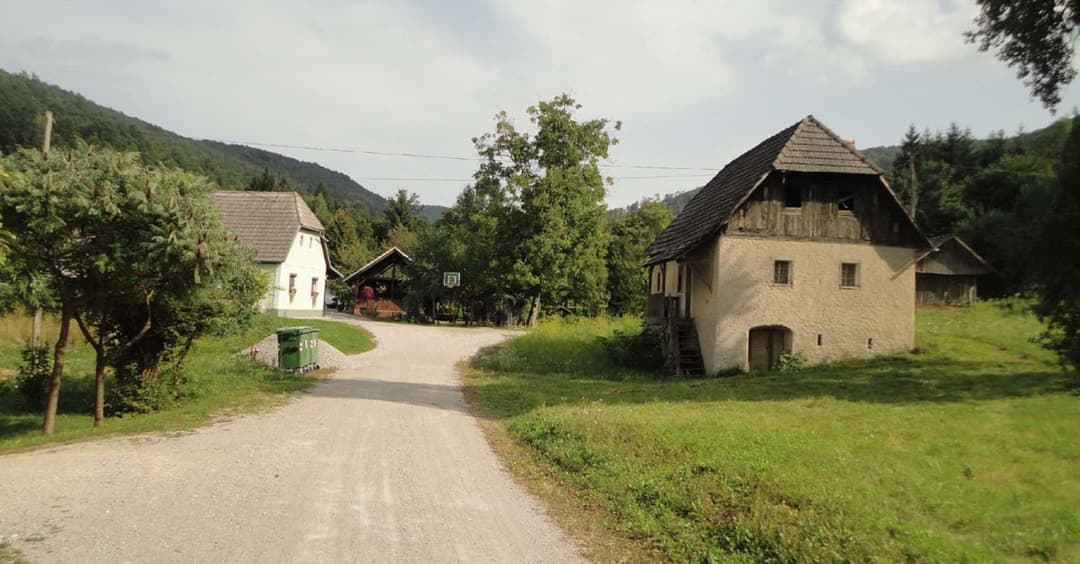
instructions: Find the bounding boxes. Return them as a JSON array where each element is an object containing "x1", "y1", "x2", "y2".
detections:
[{"x1": 212, "y1": 191, "x2": 339, "y2": 317}]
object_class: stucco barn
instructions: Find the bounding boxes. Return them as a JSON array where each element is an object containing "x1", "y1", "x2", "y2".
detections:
[{"x1": 645, "y1": 116, "x2": 931, "y2": 374}]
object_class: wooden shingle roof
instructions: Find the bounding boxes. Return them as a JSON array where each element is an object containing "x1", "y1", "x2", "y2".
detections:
[
  {"x1": 212, "y1": 191, "x2": 325, "y2": 263},
  {"x1": 919, "y1": 234, "x2": 994, "y2": 274},
  {"x1": 645, "y1": 116, "x2": 883, "y2": 265}
]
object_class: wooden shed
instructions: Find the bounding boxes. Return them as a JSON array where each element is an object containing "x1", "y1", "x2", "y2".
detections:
[
  {"x1": 343, "y1": 247, "x2": 412, "y2": 318},
  {"x1": 916, "y1": 235, "x2": 992, "y2": 306}
]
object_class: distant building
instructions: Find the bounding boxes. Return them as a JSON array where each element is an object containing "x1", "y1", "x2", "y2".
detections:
[
  {"x1": 916, "y1": 235, "x2": 993, "y2": 306},
  {"x1": 212, "y1": 191, "x2": 339, "y2": 317},
  {"x1": 644, "y1": 116, "x2": 930, "y2": 374}
]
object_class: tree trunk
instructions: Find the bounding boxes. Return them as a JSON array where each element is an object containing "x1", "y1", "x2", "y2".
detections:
[
  {"x1": 526, "y1": 293, "x2": 541, "y2": 327},
  {"x1": 93, "y1": 354, "x2": 106, "y2": 427},
  {"x1": 42, "y1": 305, "x2": 72, "y2": 435}
]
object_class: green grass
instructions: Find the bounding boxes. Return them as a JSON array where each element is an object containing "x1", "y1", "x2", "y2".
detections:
[
  {"x1": 0, "y1": 314, "x2": 373, "y2": 454},
  {"x1": 272, "y1": 317, "x2": 375, "y2": 355},
  {"x1": 466, "y1": 303, "x2": 1080, "y2": 562}
]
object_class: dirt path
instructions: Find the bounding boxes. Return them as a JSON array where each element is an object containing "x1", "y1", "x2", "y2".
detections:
[{"x1": 0, "y1": 319, "x2": 582, "y2": 563}]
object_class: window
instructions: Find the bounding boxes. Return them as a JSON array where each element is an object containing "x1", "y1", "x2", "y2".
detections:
[
  {"x1": 677, "y1": 264, "x2": 684, "y2": 293},
  {"x1": 311, "y1": 277, "x2": 319, "y2": 296},
  {"x1": 784, "y1": 184, "x2": 802, "y2": 208},
  {"x1": 840, "y1": 263, "x2": 859, "y2": 288},
  {"x1": 773, "y1": 260, "x2": 792, "y2": 285},
  {"x1": 288, "y1": 273, "x2": 298, "y2": 302},
  {"x1": 838, "y1": 186, "x2": 855, "y2": 212}
]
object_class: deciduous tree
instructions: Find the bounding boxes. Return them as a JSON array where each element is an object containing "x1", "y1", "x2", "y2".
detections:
[
  {"x1": 607, "y1": 199, "x2": 673, "y2": 315},
  {"x1": 0, "y1": 144, "x2": 266, "y2": 429},
  {"x1": 471, "y1": 95, "x2": 620, "y2": 324},
  {"x1": 967, "y1": 0, "x2": 1080, "y2": 110},
  {"x1": 1032, "y1": 114, "x2": 1080, "y2": 378}
]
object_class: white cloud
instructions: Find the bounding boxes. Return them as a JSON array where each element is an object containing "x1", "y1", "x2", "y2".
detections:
[
  {"x1": 0, "y1": 0, "x2": 1066, "y2": 208},
  {"x1": 837, "y1": 0, "x2": 978, "y2": 65}
]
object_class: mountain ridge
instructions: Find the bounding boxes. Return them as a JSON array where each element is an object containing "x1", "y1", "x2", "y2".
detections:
[{"x1": 0, "y1": 68, "x2": 387, "y2": 212}]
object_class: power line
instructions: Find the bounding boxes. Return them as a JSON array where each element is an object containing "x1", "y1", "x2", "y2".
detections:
[
  {"x1": 354, "y1": 174, "x2": 713, "y2": 182},
  {"x1": 217, "y1": 140, "x2": 479, "y2": 162},
  {"x1": 213, "y1": 139, "x2": 718, "y2": 171}
]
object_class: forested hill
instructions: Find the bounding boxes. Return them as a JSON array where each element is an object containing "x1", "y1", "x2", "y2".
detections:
[
  {"x1": 0, "y1": 69, "x2": 387, "y2": 211},
  {"x1": 859, "y1": 119, "x2": 1071, "y2": 171},
  {"x1": 631, "y1": 119, "x2": 1071, "y2": 217}
]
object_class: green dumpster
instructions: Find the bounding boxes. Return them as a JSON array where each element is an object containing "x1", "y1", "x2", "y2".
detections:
[
  {"x1": 300, "y1": 326, "x2": 320, "y2": 371},
  {"x1": 276, "y1": 327, "x2": 321, "y2": 373},
  {"x1": 277, "y1": 327, "x2": 303, "y2": 372}
]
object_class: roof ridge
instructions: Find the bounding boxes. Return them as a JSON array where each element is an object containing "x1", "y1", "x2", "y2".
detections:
[
  {"x1": 770, "y1": 116, "x2": 812, "y2": 169},
  {"x1": 800, "y1": 115, "x2": 884, "y2": 174},
  {"x1": 344, "y1": 246, "x2": 413, "y2": 282}
]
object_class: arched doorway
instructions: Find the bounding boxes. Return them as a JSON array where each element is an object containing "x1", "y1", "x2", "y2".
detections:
[{"x1": 748, "y1": 326, "x2": 793, "y2": 371}]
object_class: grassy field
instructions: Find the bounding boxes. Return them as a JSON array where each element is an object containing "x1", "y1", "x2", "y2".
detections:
[
  {"x1": 0, "y1": 313, "x2": 373, "y2": 454},
  {"x1": 466, "y1": 305, "x2": 1080, "y2": 562},
  {"x1": 271, "y1": 316, "x2": 376, "y2": 354}
]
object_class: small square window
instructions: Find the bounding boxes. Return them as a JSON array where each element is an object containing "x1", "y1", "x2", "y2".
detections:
[
  {"x1": 838, "y1": 187, "x2": 855, "y2": 211},
  {"x1": 784, "y1": 184, "x2": 802, "y2": 208},
  {"x1": 841, "y1": 263, "x2": 859, "y2": 288},
  {"x1": 773, "y1": 260, "x2": 792, "y2": 285}
]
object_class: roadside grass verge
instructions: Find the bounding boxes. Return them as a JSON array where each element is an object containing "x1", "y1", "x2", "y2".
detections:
[
  {"x1": 0, "y1": 313, "x2": 372, "y2": 454},
  {"x1": 252, "y1": 315, "x2": 376, "y2": 355},
  {"x1": 465, "y1": 303, "x2": 1080, "y2": 562}
]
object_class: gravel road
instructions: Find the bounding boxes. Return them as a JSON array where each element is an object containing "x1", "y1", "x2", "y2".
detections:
[{"x1": 0, "y1": 318, "x2": 583, "y2": 563}]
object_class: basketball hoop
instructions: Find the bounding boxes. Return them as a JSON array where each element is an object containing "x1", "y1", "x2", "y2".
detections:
[{"x1": 443, "y1": 272, "x2": 461, "y2": 288}]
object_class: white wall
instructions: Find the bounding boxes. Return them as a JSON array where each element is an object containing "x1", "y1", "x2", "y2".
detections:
[{"x1": 262, "y1": 229, "x2": 328, "y2": 317}]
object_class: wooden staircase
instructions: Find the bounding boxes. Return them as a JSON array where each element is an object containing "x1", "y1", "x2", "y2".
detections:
[{"x1": 668, "y1": 318, "x2": 705, "y2": 377}]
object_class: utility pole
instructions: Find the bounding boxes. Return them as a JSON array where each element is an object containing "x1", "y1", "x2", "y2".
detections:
[
  {"x1": 908, "y1": 156, "x2": 918, "y2": 220},
  {"x1": 31, "y1": 111, "x2": 53, "y2": 347}
]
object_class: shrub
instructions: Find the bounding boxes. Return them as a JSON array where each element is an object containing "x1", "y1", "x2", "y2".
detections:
[
  {"x1": 775, "y1": 351, "x2": 808, "y2": 372},
  {"x1": 597, "y1": 325, "x2": 664, "y2": 372},
  {"x1": 15, "y1": 344, "x2": 50, "y2": 411},
  {"x1": 109, "y1": 361, "x2": 188, "y2": 415}
]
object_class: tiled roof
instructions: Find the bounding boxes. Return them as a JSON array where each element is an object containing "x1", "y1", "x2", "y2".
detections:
[
  {"x1": 645, "y1": 116, "x2": 882, "y2": 264},
  {"x1": 212, "y1": 191, "x2": 325, "y2": 263}
]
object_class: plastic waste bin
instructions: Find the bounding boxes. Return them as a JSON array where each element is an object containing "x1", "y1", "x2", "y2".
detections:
[{"x1": 277, "y1": 327, "x2": 320, "y2": 373}]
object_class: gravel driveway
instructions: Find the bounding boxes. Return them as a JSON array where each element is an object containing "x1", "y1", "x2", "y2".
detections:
[{"x1": 0, "y1": 318, "x2": 583, "y2": 563}]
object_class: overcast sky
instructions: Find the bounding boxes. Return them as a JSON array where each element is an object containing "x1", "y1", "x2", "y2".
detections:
[{"x1": 3, "y1": 0, "x2": 1078, "y2": 208}]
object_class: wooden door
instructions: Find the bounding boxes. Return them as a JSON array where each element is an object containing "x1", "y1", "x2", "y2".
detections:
[
  {"x1": 749, "y1": 328, "x2": 772, "y2": 371},
  {"x1": 749, "y1": 327, "x2": 787, "y2": 371}
]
